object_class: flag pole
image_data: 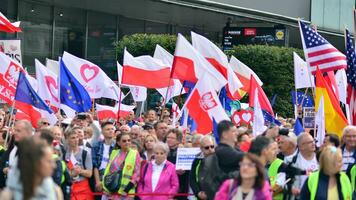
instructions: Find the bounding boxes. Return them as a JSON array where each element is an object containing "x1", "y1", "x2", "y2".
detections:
[
  {"x1": 4, "y1": 100, "x2": 15, "y2": 149},
  {"x1": 117, "y1": 83, "x2": 123, "y2": 123},
  {"x1": 161, "y1": 76, "x2": 173, "y2": 120}
]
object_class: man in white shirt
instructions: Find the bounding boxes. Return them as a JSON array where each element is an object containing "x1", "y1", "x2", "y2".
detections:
[
  {"x1": 341, "y1": 126, "x2": 356, "y2": 172},
  {"x1": 292, "y1": 133, "x2": 319, "y2": 198}
]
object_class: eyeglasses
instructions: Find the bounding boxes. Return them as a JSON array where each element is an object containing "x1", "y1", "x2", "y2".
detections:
[
  {"x1": 42, "y1": 122, "x2": 50, "y2": 125},
  {"x1": 121, "y1": 139, "x2": 131, "y2": 143},
  {"x1": 239, "y1": 162, "x2": 256, "y2": 168},
  {"x1": 204, "y1": 145, "x2": 214, "y2": 150}
]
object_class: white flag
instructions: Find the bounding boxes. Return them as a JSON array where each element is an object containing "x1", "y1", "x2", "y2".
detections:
[
  {"x1": 315, "y1": 95, "x2": 325, "y2": 147},
  {"x1": 46, "y1": 58, "x2": 59, "y2": 75},
  {"x1": 252, "y1": 89, "x2": 266, "y2": 136},
  {"x1": 335, "y1": 69, "x2": 347, "y2": 105},
  {"x1": 294, "y1": 52, "x2": 314, "y2": 89}
]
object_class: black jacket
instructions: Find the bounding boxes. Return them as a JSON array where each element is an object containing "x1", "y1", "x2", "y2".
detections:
[
  {"x1": 300, "y1": 171, "x2": 346, "y2": 200},
  {"x1": 215, "y1": 143, "x2": 244, "y2": 174},
  {"x1": 189, "y1": 153, "x2": 204, "y2": 199}
]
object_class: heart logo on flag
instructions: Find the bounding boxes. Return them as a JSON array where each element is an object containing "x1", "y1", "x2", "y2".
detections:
[
  {"x1": 45, "y1": 76, "x2": 59, "y2": 102},
  {"x1": 232, "y1": 112, "x2": 241, "y2": 126},
  {"x1": 80, "y1": 64, "x2": 99, "y2": 83},
  {"x1": 241, "y1": 112, "x2": 253, "y2": 124}
]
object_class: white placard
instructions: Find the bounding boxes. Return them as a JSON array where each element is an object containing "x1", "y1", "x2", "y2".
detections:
[
  {"x1": 0, "y1": 40, "x2": 22, "y2": 65},
  {"x1": 175, "y1": 147, "x2": 201, "y2": 170}
]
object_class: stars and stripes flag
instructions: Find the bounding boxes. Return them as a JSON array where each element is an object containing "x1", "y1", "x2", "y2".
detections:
[
  {"x1": 345, "y1": 28, "x2": 356, "y2": 125},
  {"x1": 298, "y1": 20, "x2": 347, "y2": 73}
]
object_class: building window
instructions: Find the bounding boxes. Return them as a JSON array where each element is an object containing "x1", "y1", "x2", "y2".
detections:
[{"x1": 54, "y1": 6, "x2": 85, "y2": 59}]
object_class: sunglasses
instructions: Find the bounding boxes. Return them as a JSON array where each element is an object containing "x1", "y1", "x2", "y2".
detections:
[
  {"x1": 42, "y1": 122, "x2": 50, "y2": 125},
  {"x1": 121, "y1": 139, "x2": 131, "y2": 143},
  {"x1": 204, "y1": 145, "x2": 214, "y2": 150}
]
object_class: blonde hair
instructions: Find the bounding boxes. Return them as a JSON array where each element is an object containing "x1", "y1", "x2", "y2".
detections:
[{"x1": 319, "y1": 146, "x2": 342, "y2": 175}]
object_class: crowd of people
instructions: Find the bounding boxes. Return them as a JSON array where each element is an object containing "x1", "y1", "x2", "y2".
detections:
[{"x1": 0, "y1": 107, "x2": 353, "y2": 200}]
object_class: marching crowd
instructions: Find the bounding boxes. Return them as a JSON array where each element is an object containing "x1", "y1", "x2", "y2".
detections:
[{"x1": 0, "y1": 107, "x2": 353, "y2": 200}]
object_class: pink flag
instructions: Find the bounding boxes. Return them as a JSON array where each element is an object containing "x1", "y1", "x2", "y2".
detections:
[
  {"x1": 0, "y1": 12, "x2": 21, "y2": 33},
  {"x1": 191, "y1": 32, "x2": 242, "y2": 100},
  {"x1": 172, "y1": 34, "x2": 227, "y2": 90},
  {"x1": 96, "y1": 103, "x2": 135, "y2": 120},
  {"x1": 153, "y1": 45, "x2": 185, "y2": 101},
  {"x1": 123, "y1": 49, "x2": 173, "y2": 88},
  {"x1": 62, "y1": 51, "x2": 121, "y2": 100},
  {"x1": 184, "y1": 74, "x2": 229, "y2": 134},
  {"x1": 35, "y1": 59, "x2": 59, "y2": 108}
]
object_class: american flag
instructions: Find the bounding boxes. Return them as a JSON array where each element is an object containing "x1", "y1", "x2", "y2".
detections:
[
  {"x1": 299, "y1": 21, "x2": 347, "y2": 73},
  {"x1": 345, "y1": 28, "x2": 356, "y2": 125}
]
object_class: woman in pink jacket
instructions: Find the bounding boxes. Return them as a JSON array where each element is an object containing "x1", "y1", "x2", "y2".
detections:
[
  {"x1": 138, "y1": 141, "x2": 179, "y2": 200},
  {"x1": 215, "y1": 153, "x2": 272, "y2": 200}
]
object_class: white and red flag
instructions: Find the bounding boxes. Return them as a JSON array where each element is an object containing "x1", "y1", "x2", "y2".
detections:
[
  {"x1": 122, "y1": 49, "x2": 173, "y2": 89},
  {"x1": 0, "y1": 52, "x2": 37, "y2": 104},
  {"x1": 35, "y1": 59, "x2": 60, "y2": 108},
  {"x1": 248, "y1": 75, "x2": 274, "y2": 116},
  {"x1": 0, "y1": 12, "x2": 21, "y2": 33},
  {"x1": 117, "y1": 62, "x2": 147, "y2": 102},
  {"x1": 191, "y1": 32, "x2": 242, "y2": 100},
  {"x1": 171, "y1": 101, "x2": 181, "y2": 124},
  {"x1": 184, "y1": 74, "x2": 229, "y2": 134},
  {"x1": 62, "y1": 51, "x2": 122, "y2": 100},
  {"x1": 96, "y1": 103, "x2": 135, "y2": 120},
  {"x1": 229, "y1": 56, "x2": 263, "y2": 98},
  {"x1": 153, "y1": 45, "x2": 185, "y2": 102},
  {"x1": 172, "y1": 34, "x2": 227, "y2": 90},
  {"x1": 299, "y1": 20, "x2": 346, "y2": 73}
]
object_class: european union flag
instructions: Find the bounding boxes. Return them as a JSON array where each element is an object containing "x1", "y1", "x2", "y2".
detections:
[
  {"x1": 262, "y1": 110, "x2": 281, "y2": 126},
  {"x1": 294, "y1": 118, "x2": 304, "y2": 136},
  {"x1": 60, "y1": 59, "x2": 91, "y2": 112},
  {"x1": 15, "y1": 72, "x2": 52, "y2": 113},
  {"x1": 291, "y1": 91, "x2": 314, "y2": 107}
]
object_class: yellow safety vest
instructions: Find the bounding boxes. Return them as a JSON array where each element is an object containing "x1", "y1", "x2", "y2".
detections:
[
  {"x1": 52, "y1": 154, "x2": 66, "y2": 184},
  {"x1": 307, "y1": 171, "x2": 352, "y2": 200},
  {"x1": 268, "y1": 158, "x2": 284, "y2": 200},
  {"x1": 351, "y1": 164, "x2": 356, "y2": 191},
  {"x1": 103, "y1": 149, "x2": 137, "y2": 195}
]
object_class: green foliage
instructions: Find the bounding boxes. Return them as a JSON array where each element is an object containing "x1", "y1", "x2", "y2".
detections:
[{"x1": 115, "y1": 34, "x2": 305, "y2": 117}]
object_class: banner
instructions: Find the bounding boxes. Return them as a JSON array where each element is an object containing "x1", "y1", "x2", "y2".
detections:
[
  {"x1": 175, "y1": 148, "x2": 201, "y2": 170},
  {"x1": 303, "y1": 107, "x2": 315, "y2": 129},
  {"x1": 0, "y1": 40, "x2": 22, "y2": 65}
]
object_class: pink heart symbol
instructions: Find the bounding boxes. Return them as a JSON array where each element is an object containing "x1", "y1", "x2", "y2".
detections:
[
  {"x1": 45, "y1": 76, "x2": 59, "y2": 102},
  {"x1": 80, "y1": 64, "x2": 99, "y2": 83}
]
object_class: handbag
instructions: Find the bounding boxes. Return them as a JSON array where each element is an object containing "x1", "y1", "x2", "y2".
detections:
[{"x1": 104, "y1": 150, "x2": 129, "y2": 193}]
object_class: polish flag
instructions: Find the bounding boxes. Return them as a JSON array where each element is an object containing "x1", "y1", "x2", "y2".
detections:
[
  {"x1": 172, "y1": 34, "x2": 227, "y2": 90},
  {"x1": 0, "y1": 52, "x2": 36, "y2": 104},
  {"x1": 96, "y1": 103, "x2": 135, "y2": 120},
  {"x1": 191, "y1": 32, "x2": 243, "y2": 100},
  {"x1": 153, "y1": 45, "x2": 185, "y2": 101},
  {"x1": 117, "y1": 62, "x2": 147, "y2": 102},
  {"x1": 248, "y1": 75, "x2": 274, "y2": 116},
  {"x1": 229, "y1": 56, "x2": 263, "y2": 97},
  {"x1": 0, "y1": 12, "x2": 21, "y2": 33},
  {"x1": 122, "y1": 49, "x2": 173, "y2": 88},
  {"x1": 35, "y1": 59, "x2": 59, "y2": 108},
  {"x1": 62, "y1": 52, "x2": 122, "y2": 100},
  {"x1": 184, "y1": 74, "x2": 229, "y2": 134}
]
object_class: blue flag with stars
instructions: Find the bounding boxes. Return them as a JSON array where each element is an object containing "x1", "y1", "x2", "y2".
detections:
[
  {"x1": 15, "y1": 72, "x2": 53, "y2": 113},
  {"x1": 60, "y1": 59, "x2": 91, "y2": 112},
  {"x1": 291, "y1": 91, "x2": 314, "y2": 107}
]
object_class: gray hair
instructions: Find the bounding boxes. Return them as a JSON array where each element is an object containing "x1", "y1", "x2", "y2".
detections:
[
  {"x1": 342, "y1": 125, "x2": 356, "y2": 137},
  {"x1": 192, "y1": 134, "x2": 203, "y2": 145},
  {"x1": 153, "y1": 141, "x2": 170, "y2": 155},
  {"x1": 297, "y1": 132, "x2": 309, "y2": 146},
  {"x1": 15, "y1": 120, "x2": 33, "y2": 135},
  {"x1": 200, "y1": 135, "x2": 215, "y2": 147}
]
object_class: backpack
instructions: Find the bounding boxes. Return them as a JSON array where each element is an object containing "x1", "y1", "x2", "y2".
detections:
[{"x1": 198, "y1": 153, "x2": 229, "y2": 200}]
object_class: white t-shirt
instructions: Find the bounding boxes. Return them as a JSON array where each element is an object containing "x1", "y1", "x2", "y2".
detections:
[
  {"x1": 342, "y1": 148, "x2": 355, "y2": 171},
  {"x1": 151, "y1": 160, "x2": 166, "y2": 191},
  {"x1": 283, "y1": 150, "x2": 298, "y2": 164},
  {"x1": 99, "y1": 144, "x2": 111, "y2": 170},
  {"x1": 8, "y1": 146, "x2": 17, "y2": 168},
  {"x1": 293, "y1": 153, "x2": 319, "y2": 189}
]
